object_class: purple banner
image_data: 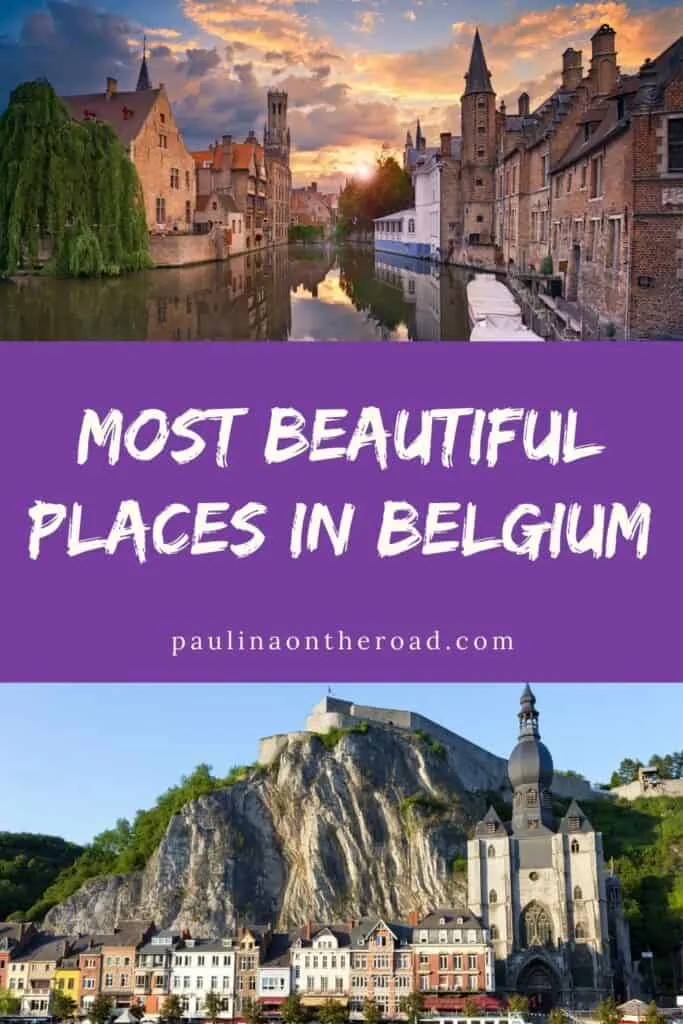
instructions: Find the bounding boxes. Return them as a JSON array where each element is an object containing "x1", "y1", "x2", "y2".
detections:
[{"x1": 1, "y1": 341, "x2": 682, "y2": 683}]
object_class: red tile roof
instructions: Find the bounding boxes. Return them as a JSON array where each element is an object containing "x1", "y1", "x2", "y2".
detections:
[{"x1": 62, "y1": 89, "x2": 160, "y2": 144}]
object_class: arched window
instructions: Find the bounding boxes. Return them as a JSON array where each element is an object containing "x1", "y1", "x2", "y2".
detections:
[
  {"x1": 490, "y1": 925, "x2": 498, "y2": 940},
  {"x1": 489, "y1": 890, "x2": 497, "y2": 904},
  {"x1": 574, "y1": 885, "x2": 583, "y2": 900},
  {"x1": 571, "y1": 839, "x2": 580, "y2": 854},
  {"x1": 520, "y1": 901, "x2": 554, "y2": 948},
  {"x1": 487, "y1": 845, "x2": 496, "y2": 857},
  {"x1": 575, "y1": 923, "x2": 585, "y2": 940}
]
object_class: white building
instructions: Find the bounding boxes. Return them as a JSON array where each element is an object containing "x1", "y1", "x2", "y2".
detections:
[
  {"x1": 258, "y1": 964, "x2": 292, "y2": 999},
  {"x1": 171, "y1": 938, "x2": 236, "y2": 1019},
  {"x1": 290, "y1": 926, "x2": 351, "y2": 1002},
  {"x1": 373, "y1": 209, "x2": 426, "y2": 259}
]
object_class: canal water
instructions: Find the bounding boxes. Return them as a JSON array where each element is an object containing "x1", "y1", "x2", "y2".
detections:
[{"x1": 0, "y1": 245, "x2": 472, "y2": 341}]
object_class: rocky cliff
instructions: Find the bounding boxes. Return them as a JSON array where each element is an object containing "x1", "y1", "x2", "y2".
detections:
[{"x1": 44, "y1": 728, "x2": 491, "y2": 936}]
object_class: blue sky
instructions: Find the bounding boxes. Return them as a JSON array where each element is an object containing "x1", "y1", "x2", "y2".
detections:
[
  {"x1": 3, "y1": 683, "x2": 681, "y2": 845},
  {"x1": 1, "y1": 0, "x2": 682, "y2": 188}
]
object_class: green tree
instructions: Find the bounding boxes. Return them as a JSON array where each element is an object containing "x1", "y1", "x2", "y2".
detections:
[
  {"x1": 242, "y1": 998, "x2": 266, "y2": 1024},
  {"x1": 506, "y1": 995, "x2": 529, "y2": 1013},
  {"x1": 0, "y1": 80, "x2": 151, "y2": 278},
  {"x1": 362, "y1": 998, "x2": 383, "y2": 1024},
  {"x1": 318, "y1": 998, "x2": 348, "y2": 1024},
  {"x1": 204, "y1": 991, "x2": 224, "y2": 1023},
  {"x1": 596, "y1": 998, "x2": 620, "y2": 1024},
  {"x1": 610, "y1": 760, "x2": 645, "y2": 787},
  {"x1": 161, "y1": 995, "x2": 184, "y2": 1023},
  {"x1": 52, "y1": 989, "x2": 77, "y2": 1020},
  {"x1": 463, "y1": 997, "x2": 479, "y2": 1017},
  {"x1": 0, "y1": 988, "x2": 21, "y2": 1015},
  {"x1": 399, "y1": 993, "x2": 425, "y2": 1024},
  {"x1": 90, "y1": 994, "x2": 114, "y2": 1024},
  {"x1": 280, "y1": 994, "x2": 311, "y2": 1024},
  {"x1": 549, "y1": 1010, "x2": 567, "y2": 1024}
]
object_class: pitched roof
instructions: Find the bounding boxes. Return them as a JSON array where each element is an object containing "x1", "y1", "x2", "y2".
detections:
[
  {"x1": 552, "y1": 98, "x2": 628, "y2": 172},
  {"x1": 62, "y1": 89, "x2": 160, "y2": 145},
  {"x1": 558, "y1": 799, "x2": 594, "y2": 834},
  {"x1": 14, "y1": 935, "x2": 69, "y2": 963},
  {"x1": 474, "y1": 804, "x2": 509, "y2": 836},
  {"x1": 414, "y1": 908, "x2": 483, "y2": 930},
  {"x1": 232, "y1": 141, "x2": 264, "y2": 171},
  {"x1": 464, "y1": 29, "x2": 493, "y2": 95}
]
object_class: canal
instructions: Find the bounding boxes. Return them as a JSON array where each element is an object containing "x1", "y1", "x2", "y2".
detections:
[{"x1": 0, "y1": 245, "x2": 472, "y2": 341}]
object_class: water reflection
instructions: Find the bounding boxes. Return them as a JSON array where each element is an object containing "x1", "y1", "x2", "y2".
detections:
[{"x1": 0, "y1": 245, "x2": 472, "y2": 341}]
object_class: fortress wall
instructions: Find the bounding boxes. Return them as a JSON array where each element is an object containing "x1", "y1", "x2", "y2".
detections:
[
  {"x1": 610, "y1": 778, "x2": 683, "y2": 800},
  {"x1": 551, "y1": 774, "x2": 605, "y2": 801},
  {"x1": 259, "y1": 732, "x2": 311, "y2": 764}
]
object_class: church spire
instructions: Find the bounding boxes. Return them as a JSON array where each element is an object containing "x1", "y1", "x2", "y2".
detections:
[
  {"x1": 508, "y1": 685, "x2": 554, "y2": 833},
  {"x1": 464, "y1": 27, "x2": 493, "y2": 94},
  {"x1": 415, "y1": 119, "x2": 425, "y2": 151},
  {"x1": 136, "y1": 36, "x2": 152, "y2": 91}
]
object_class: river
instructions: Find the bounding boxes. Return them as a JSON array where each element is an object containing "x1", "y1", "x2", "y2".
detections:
[{"x1": 0, "y1": 244, "x2": 473, "y2": 341}]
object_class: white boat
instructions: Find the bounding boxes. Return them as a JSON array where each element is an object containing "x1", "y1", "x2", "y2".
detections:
[
  {"x1": 467, "y1": 273, "x2": 543, "y2": 341},
  {"x1": 470, "y1": 317, "x2": 543, "y2": 342}
]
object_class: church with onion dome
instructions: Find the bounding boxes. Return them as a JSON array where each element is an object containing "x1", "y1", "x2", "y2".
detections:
[{"x1": 467, "y1": 685, "x2": 633, "y2": 1010}]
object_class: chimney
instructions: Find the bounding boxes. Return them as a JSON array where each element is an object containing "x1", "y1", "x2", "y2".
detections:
[
  {"x1": 247, "y1": 129, "x2": 256, "y2": 142},
  {"x1": 562, "y1": 48, "x2": 583, "y2": 90},
  {"x1": 408, "y1": 911, "x2": 420, "y2": 927},
  {"x1": 304, "y1": 920, "x2": 312, "y2": 941},
  {"x1": 311, "y1": 182, "x2": 318, "y2": 192},
  {"x1": 518, "y1": 92, "x2": 530, "y2": 117},
  {"x1": 106, "y1": 77, "x2": 117, "y2": 98},
  {"x1": 222, "y1": 134, "x2": 233, "y2": 146},
  {"x1": 346, "y1": 920, "x2": 356, "y2": 932},
  {"x1": 440, "y1": 132, "x2": 452, "y2": 156},
  {"x1": 590, "y1": 24, "x2": 617, "y2": 95}
]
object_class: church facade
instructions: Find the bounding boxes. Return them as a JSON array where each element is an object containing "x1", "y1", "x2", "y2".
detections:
[{"x1": 467, "y1": 686, "x2": 632, "y2": 1010}]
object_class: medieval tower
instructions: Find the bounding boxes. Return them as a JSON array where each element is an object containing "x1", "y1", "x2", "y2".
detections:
[
  {"x1": 264, "y1": 90, "x2": 292, "y2": 246},
  {"x1": 460, "y1": 29, "x2": 497, "y2": 260}
]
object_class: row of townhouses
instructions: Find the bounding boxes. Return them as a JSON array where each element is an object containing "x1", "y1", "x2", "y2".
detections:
[
  {"x1": 59, "y1": 46, "x2": 292, "y2": 255},
  {"x1": 385, "y1": 25, "x2": 683, "y2": 339},
  {"x1": 0, "y1": 912, "x2": 495, "y2": 1021}
]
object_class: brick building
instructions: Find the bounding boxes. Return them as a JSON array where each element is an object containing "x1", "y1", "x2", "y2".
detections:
[
  {"x1": 348, "y1": 919, "x2": 413, "y2": 1019},
  {"x1": 234, "y1": 925, "x2": 271, "y2": 1014},
  {"x1": 290, "y1": 183, "x2": 334, "y2": 233},
  {"x1": 409, "y1": 909, "x2": 494, "y2": 1004},
  {"x1": 99, "y1": 922, "x2": 155, "y2": 1010},
  {"x1": 78, "y1": 938, "x2": 103, "y2": 1012},
  {"x1": 63, "y1": 47, "x2": 196, "y2": 234}
]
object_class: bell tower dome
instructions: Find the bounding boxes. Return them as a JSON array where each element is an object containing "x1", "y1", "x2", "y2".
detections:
[{"x1": 508, "y1": 685, "x2": 555, "y2": 833}]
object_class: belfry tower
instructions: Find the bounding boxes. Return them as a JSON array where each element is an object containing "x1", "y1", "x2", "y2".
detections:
[
  {"x1": 460, "y1": 28, "x2": 496, "y2": 255},
  {"x1": 264, "y1": 90, "x2": 290, "y2": 163}
]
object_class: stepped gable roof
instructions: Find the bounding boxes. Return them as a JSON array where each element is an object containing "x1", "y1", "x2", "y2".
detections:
[
  {"x1": 63, "y1": 89, "x2": 160, "y2": 145},
  {"x1": 415, "y1": 908, "x2": 483, "y2": 929},
  {"x1": 474, "y1": 803, "x2": 510, "y2": 836},
  {"x1": 557, "y1": 798, "x2": 594, "y2": 834}
]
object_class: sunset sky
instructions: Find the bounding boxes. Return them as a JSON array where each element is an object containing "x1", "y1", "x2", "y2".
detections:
[{"x1": 1, "y1": 0, "x2": 682, "y2": 189}]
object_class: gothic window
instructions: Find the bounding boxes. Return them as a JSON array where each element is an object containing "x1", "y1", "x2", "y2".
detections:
[
  {"x1": 490, "y1": 925, "x2": 498, "y2": 940},
  {"x1": 489, "y1": 890, "x2": 497, "y2": 904},
  {"x1": 526, "y1": 790, "x2": 538, "y2": 806},
  {"x1": 487, "y1": 845, "x2": 496, "y2": 857},
  {"x1": 520, "y1": 902, "x2": 554, "y2": 948},
  {"x1": 571, "y1": 839, "x2": 580, "y2": 854},
  {"x1": 574, "y1": 886, "x2": 583, "y2": 900},
  {"x1": 574, "y1": 923, "x2": 585, "y2": 940}
]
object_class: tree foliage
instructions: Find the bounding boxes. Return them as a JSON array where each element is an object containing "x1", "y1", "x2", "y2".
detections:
[
  {"x1": 0, "y1": 832, "x2": 82, "y2": 920},
  {"x1": 161, "y1": 995, "x2": 184, "y2": 1023},
  {"x1": 361, "y1": 998, "x2": 383, "y2": 1024},
  {"x1": 399, "y1": 993, "x2": 425, "y2": 1024},
  {"x1": 596, "y1": 998, "x2": 620, "y2": 1024},
  {"x1": 89, "y1": 994, "x2": 114, "y2": 1024},
  {"x1": 204, "y1": 991, "x2": 224, "y2": 1023},
  {"x1": 52, "y1": 989, "x2": 77, "y2": 1020},
  {"x1": 609, "y1": 751, "x2": 683, "y2": 787},
  {"x1": 21, "y1": 763, "x2": 263, "y2": 920},
  {"x1": 317, "y1": 998, "x2": 348, "y2": 1024},
  {"x1": 280, "y1": 994, "x2": 311, "y2": 1024},
  {"x1": 506, "y1": 995, "x2": 529, "y2": 1012},
  {"x1": 0, "y1": 79, "x2": 151, "y2": 278},
  {"x1": 0, "y1": 988, "x2": 21, "y2": 1015},
  {"x1": 242, "y1": 998, "x2": 266, "y2": 1024},
  {"x1": 338, "y1": 156, "x2": 413, "y2": 234},
  {"x1": 463, "y1": 997, "x2": 479, "y2": 1017}
]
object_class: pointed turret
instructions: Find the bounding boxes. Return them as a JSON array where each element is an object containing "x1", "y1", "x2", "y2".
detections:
[
  {"x1": 464, "y1": 28, "x2": 493, "y2": 95},
  {"x1": 136, "y1": 36, "x2": 152, "y2": 91},
  {"x1": 415, "y1": 119, "x2": 425, "y2": 151}
]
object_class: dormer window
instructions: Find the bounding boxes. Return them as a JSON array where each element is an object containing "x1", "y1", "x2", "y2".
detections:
[
  {"x1": 456, "y1": 917, "x2": 464, "y2": 925},
  {"x1": 439, "y1": 918, "x2": 446, "y2": 926}
]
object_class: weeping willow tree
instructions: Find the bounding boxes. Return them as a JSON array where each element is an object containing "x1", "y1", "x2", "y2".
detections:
[{"x1": 0, "y1": 79, "x2": 152, "y2": 277}]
